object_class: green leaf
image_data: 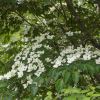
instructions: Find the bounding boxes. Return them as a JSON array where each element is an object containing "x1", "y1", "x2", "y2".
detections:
[
  {"x1": 3, "y1": 95, "x2": 13, "y2": 100},
  {"x1": 72, "y1": 71, "x2": 80, "y2": 86},
  {"x1": 44, "y1": 91, "x2": 53, "y2": 100},
  {"x1": 80, "y1": 89, "x2": 89, "y2": 93},
  {"x1": 62, "y1": 87, "x2": 81, "y2": 94},
  {"x1": 31, "y1": 84, "x2": 38, "y2": 96},
  {"x1": 92, "y1": 93, "x2": 100, "y2": 97},
  {"x1": 82, "y1": 97, "x2": 91, "y2": 100},
  {"x1": 55, "y1": 79, "x2": 64, "y2": 92},
  {"x1": 75, "y1": 94, "x2": 90, "y2": 100},
  {"x1": 62, "y1": 70, "x2": 70, "y2": 84},
  {"x1": 67, "y1": 95, "x2": 77, "y2": 100},
  {"x1": 47, "y1": 91, "x2": 52, "y2": 96},
  {"x1": 0, "y1": 81, "x2": 8, "y2": 88},
  {"x1": 87, "y1": 91, "x2": 94, "y2": 96},
  {"x1": 50, "y1": 69, "x2": 61, "y2": 81},
  {"x1": 63, "y1": 97, "x2": 68, "y2": 100}
]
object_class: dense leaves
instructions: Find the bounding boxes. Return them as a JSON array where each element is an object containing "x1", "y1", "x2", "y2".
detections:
[{"x1": 0, "y1": 0, "x2": 100, "y2": 99}]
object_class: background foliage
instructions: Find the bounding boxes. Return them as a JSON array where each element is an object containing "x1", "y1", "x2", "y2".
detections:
[{"x1": 0, "y1": 0, "x2": 100, "y2": 99}]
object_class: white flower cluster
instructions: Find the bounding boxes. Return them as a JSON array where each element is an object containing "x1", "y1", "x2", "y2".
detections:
[
  {"x1": 0, "y1": 33, "x2": 54, "y2": 88},
  {"x1": 21, "y1": 37, "x2": 29, "y2": 42},
  {"x1": 65, "y1": 31, "x2": 74, "y2": 36},
  {"x1": 22, "y1": 75, "x2": 33, "y2": 89},
  {"x1": 53, "y1": 45, "x2": 100, "y2": 68},
  {"x1": 49, "y1": 2, "x2": 66, "y2": 13},
  {"x1": 77, "y1": 0, "x2": 84, "y2": 6},
  {"x1": 17, "y1": 0, "x2": 24, "y2": 4},
  {"x1": 1, "y1": 43, "x2": 10, "y2": 48},
  {"x1": 95, "y1": 57, "x2": 100, "y2": 64},
  {"x1": 65, "y1": 31, "x2": 81, "y2": 36},
  {"x1": 37, "y1": 18, "x2": 47, "y2": 25},
  {"x1": 0, "y1": 31, "x2": 99, "y2": 89}
]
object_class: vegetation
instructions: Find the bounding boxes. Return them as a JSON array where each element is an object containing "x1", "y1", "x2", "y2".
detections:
[{"x1": 0, "y1": 0, "x2": 100, "y2": 99}]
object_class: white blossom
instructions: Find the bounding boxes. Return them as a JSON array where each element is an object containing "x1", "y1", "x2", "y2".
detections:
[
  {"x1": 23, "y1": 83, "x2": 28, "y2": 89},
  {"x1": 66, "y1": 31, "x2": 74, "y2": 36},
  {"x1": 0, "y1": 32, "x2": 99, "y2": 89},
  {"x1": 95, "y1": 57, "x2": 100, "y2": 64},
  {"x1": 45, "y1": 58, "x2": 51, "y2": 62}
]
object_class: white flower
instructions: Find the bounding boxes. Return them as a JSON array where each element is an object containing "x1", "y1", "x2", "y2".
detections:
[
  {"x1": 83, "y1": 54, "x2": 91, "y2": 60},
  {"x1": 46, "y1": 35, "x2": 54, "y2": 39},
  {"x1": 45, "y1": 58, "x2": 51, "y2": 62},
  {"x1": 42, "y1": 19, "x2": 47, "y2": 24},
  {"x1": 27, "y1": 75, "x2": 33, "y2": 84},
  {"x1": 23, "y1": 83, "x2": 28, "y2": 89},
  {"x1": 50, "y1": 7, "x2": 55, "y2": 12},
  {"x1": 44, "y1": 45, "x2": 52, "y2": 49},
  {"x1": 4, "y1": 72, "x2": 11, "y2": 80},
  {"x1": 0, "y1": 76, "x2": 4, "y2": 80},
  {"x1": 17, "y1": 71, "x2": 23, "y2": 78},
  {"x1": 34, "y1": 71, "x2": 41, "y2": 77},
  {"x1": 1, "y1": 44, "x2": 10, "y2": 48},
  {"x1": 95, "y1": 57, "x2": 100, "y2": 64},
  {"x1": 17, "y1": 0, "x2": 24, "y2": 4},
  {"x1": 21, "y1": 37, "x2": 29, "y2": 42},
  {"x1": 66, "y1": 31, "x2": 73, "y2": 36},
  {"x1": 77, "y1": 0, "x2": 83, "y2": 6},
  {"x1": 22, "y1": 57, "x2": 26, "y2": 60},
  {"x1": 17, "y1": 64, "x2": 27, "y2": 72},
  {"x1": 53, "y1": 59, "x2": 62, "y2": 68},
  {"x1": 33, "y1": 65, "x2": 38, "y2": 70},
  {"x1": 14, "y1": 87, "x2": 18, "y2": 91},
  {"x1": 27, "y1": 64, "x2": 34, "y2": 72},
  {"x1": 27, "y1": 58, "x2": 32, "y2": 63}
]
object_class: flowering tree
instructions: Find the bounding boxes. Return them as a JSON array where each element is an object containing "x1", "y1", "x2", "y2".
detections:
[{"x1": 0, "y1": 0, "x2": 100, "y2": 99}]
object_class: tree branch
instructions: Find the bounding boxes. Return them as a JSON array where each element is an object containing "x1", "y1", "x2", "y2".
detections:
[
  {"x1": 65, "y1": 0, "x2": 100, "y2": 49},
  {"x1": 59, "y1": 0, "x2": 68, "y2": 26},
  {"x1": 15, "y1": 11, "x2": 34, "y2": 27}
]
